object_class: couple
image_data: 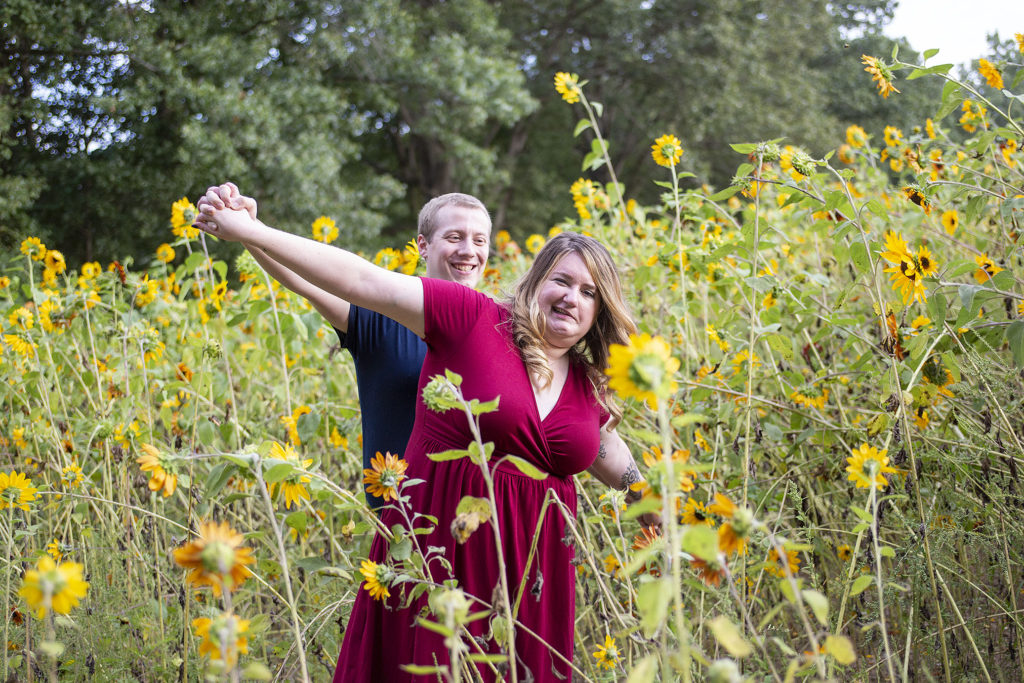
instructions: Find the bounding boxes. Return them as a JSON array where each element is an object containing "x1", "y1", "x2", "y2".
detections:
[{"x1": 196, "y1": 185, "x2": 655, "y2": 682}]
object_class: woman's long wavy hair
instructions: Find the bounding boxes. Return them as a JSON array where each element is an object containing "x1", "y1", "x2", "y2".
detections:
[{"x1": 506, "y1": 232, "x2": 637, "y2": 422}]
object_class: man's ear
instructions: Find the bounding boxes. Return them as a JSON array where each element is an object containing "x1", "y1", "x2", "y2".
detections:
[{"x1": 416, "y1": 233, "x2": 428, "y2": 259}]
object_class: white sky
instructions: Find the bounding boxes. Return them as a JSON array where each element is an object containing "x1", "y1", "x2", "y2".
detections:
[{"x1": 885, "y1": 0, "x2": 1024, "y2": 66}]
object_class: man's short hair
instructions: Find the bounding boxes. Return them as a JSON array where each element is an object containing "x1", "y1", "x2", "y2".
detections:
[{"x1": 417, "y1": 193, "x2": 491, "y2": 241}]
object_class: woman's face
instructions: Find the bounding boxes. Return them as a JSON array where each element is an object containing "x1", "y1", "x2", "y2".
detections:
[{"x1": 536, "y1": 251, "x2": 599, "y2": 351}]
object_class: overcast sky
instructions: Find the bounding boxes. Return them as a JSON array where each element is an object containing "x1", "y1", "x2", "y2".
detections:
[{"x1": 885, "y1": 0, "x2": 1024, "y2": 65}]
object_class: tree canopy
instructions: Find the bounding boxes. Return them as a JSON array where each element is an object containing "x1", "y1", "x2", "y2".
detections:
[{"x1": 1, "y1": 0, "x2": 955, "y2": 264}]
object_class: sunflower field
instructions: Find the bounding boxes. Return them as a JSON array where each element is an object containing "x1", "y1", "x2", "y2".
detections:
[{"x1": 1, "y1": 49, "x2": 1024, "y2": 682}]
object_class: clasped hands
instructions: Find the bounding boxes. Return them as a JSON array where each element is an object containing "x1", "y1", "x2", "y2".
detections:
[{"x1": 193, "y1": 182, "x2": 259, "y2": 241}]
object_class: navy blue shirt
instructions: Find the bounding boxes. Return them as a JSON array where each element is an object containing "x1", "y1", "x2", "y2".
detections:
[{"x1": 337, "y1": 305, "x2": 426, "y2": 508}]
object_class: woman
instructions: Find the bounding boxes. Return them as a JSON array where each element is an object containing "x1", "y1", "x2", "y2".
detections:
[{"x1": 196, "y1": 193, "x2": 650, "y2": 682}]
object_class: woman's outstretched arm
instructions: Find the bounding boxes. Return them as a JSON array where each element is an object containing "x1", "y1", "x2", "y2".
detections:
[{"x1": 196, "y1": 184, "x2": 424, "y2": 337}]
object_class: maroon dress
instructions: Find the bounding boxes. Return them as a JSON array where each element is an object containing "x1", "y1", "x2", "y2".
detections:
[{"x1": 334, "y1": 278, "x2": 606, "y2": 682}]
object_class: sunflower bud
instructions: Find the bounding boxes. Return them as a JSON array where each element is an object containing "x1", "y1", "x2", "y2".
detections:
[
  {"x1": 421, "y1": 375, "x2": 461, "y2": 413},
  {"x1": 756, "y1": 141, "x2": 781, "y2": 163},
  {"x1": 707, "y1": 658, "x2": 742, "y2": 683}
]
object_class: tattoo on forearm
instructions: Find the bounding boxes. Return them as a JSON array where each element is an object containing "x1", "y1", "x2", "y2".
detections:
[
  {"x1": 619, "y1": 460, "x2": 641, "y2": 490},
  {"x1": 598, "y1": 443, "x2": 608, "y2": 459}
]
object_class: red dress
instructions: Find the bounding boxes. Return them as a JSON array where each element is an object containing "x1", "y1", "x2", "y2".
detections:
[{"x1": 334, "y1": 278, "x2": 606, "y2": 682}]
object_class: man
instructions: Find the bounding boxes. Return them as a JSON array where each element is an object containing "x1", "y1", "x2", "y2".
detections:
[{"x1": 197, "y1": 185, "x2": 492, "y2": 507}]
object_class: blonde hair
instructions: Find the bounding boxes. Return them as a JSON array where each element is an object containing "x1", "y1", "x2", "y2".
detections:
[
  {"x1": 417, "y1": 193, "x2": 491, "y2": 241},
  {"x1": 507, "y1": 232, "x2": 636, "y2": 421}
]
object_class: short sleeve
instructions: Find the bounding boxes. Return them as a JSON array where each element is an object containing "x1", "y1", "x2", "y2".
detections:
[
  {"x1": 422, "y1": 278, "x2": 496, "y2": 348},
  {"x1": 336, "y1": 305, "x2": 361, "y2": 357}
]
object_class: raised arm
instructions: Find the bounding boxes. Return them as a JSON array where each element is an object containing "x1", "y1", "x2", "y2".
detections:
[
  {"x1": 246, "y1": 245, "x2": 352, "y2": 332},
  {"x1": 588, "y1": 426, "x2": 662, "y2": 528},
  {"x1": 196, "y1": 184, "x2": 424, "y2": 337},
  {"x1": 196, "y1": 184, "x2": 352, "y2": 332}
]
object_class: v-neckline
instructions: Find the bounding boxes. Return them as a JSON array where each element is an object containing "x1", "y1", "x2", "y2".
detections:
[{"x1": 533, "y1": 363, "x2": 570, "y2": 423}]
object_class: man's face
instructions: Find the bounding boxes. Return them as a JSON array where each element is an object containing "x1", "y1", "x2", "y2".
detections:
[{"x1": 417, "y1": 205, "x2": 491, "y2": 287}]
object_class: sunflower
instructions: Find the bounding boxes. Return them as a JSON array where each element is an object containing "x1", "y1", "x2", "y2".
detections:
[
  {"x1": 363, "y1": 451, "x2": 409, "y2": 503},
  {"x1": 915, "y1": 245, "x2": 938, "y2": 277},
  {"x1": 973, "y1": 253, "x2": 1003, "y2": 283},
  {"x1": 156, "y1": 243, "x2": 176, "y2": 264},
  {"x1": 280, "y1": 405, "x2": 312, "y2": 446},
  {"x1": 902, "y1": 186, "x2": 932, "y2": 214},
  {"x1": 837, "y1": 144, "x2": 855, "y2": 164},
  {"x1": 845, "y1": 443, "x2": 898, "y2": 490},
  {"x1": 606, "y1": 333, "x2": 680, "y2": 408},
  {"x1": 730, "y1": 349, "x2": 761, "y2": 375},
  {"x1": 790, "y1": 387, "x2": 828, "y2": 411},
  {"x1": 61, "y1": 463, "x2": 84, "y2": 490},
  {"x1": 978, "y1": 58, "x2": 1003, "y2": 89},
  {"x1": 553, "y1": 72, "x2": 582, "y2": 104},
  {"x1": 631, "y1": 525, "x2": 664, "y2": 574},
  {"x1": 837, "y1": 544, "x2": 852, "y2": 562},
  {"x1": 592, "y1": 634, "x2": 621, "y2": 670},
  {"x1": 681, "y1": 497, "x2": 714, "y2": 527},
  {"x1": 1017, "y1": 33, "x2": 1024, "y2": 54},
  {"x1": 602, "y1": 554, "x2": 622, "y2": 578},
  {"x1": 309, "y1": 215, "x2": 338, "y2": 244},
  {"x1": 862, "y1": 55, "x2": 900, "y2": 98},
  {"x1": 193, "y1": 612, "x2": 250, "y2": 671},
  {"x1": 642, "y1": 446, "x2": 695, "y2": 492},
  {"x1": 883, "y1": 125, "x2": 903, "y2": 148},
  {"x1": 940, "y1": 209, "x2": 958, "y2": 235},
  {"x1": 764, "y1": 548, "x2": 801, "y2": 578},
  {"x1": 173, "y1": 520, "x2": 255, "y2": 596},
  {"x1": 137, "y1": 443, "x2": 178, "y2": 498},
  {"x1": 18, "y1": 555, "x2": 89, "y2": 618},
  {"x1": 925, "y1": 118, "x2": 936, "y2": 139},
  {"x1": 46, "y1": 539, "x2": 65, "y2": 562},
  {"x1": 690, "y1": 558, "x2": 726, "y2": 587},
  {"x1": 43, "y1": 250, "x2": 66, "y2": 274},
  {"x1": 846, "y1": 125, "x2": 868, "y2": 148},
  {"x1": 881, "y1": 231, "x2": 929, "y2": 304},
  {"x1": 8, "y1": 306, "x2": 34, "y2": 330},
  {"x1": 525, "y1": 234, "x2": 546, "y2": 254},
  {"x1": 0, "y1": 471, "x2": 38, "y2": 511},
  {"x1": 913, "y1": 406, "x2": 930, "y2": 429},
  {"x1": 20, "y1": 237, "x2": 47, "y2": 261},
  {"x1": 651, "y1": 134, "x2": 684, "y2": 168},
  {"x1": 718, "y1": 522, "x2": 747, "y2": 556},
  {"x1": 359, "y1": 560, "x2": 394, "y2": 601},
  {"x1": 267, "y1": 441, "x2": 313, "y2": 509},
  {"x1": 170, "y1": 197, "x2": 199, "y2": 239},
  {"x1": 400, "y1": 239, "x2": 421, "y2": 275}
]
